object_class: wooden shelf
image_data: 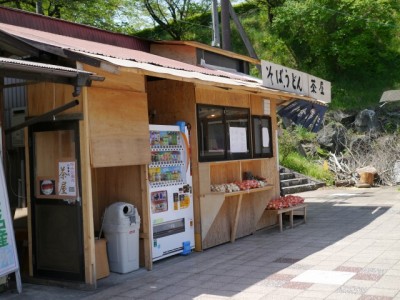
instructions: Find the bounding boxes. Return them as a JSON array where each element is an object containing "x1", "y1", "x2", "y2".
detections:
[
  {"x1": 201, "y1": 185, "x2": 273, "y2": 197},
  {"x1": 226, "y1": 185, "x2": 273, "y2": 197},
  {"x1": 199, "y1": 160, "x2": 279, "y2": 250}
]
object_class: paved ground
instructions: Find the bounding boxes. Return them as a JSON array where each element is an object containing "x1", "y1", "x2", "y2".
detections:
[{"x1": 2, "y1": 186, "x2": 400, "y2": 299}]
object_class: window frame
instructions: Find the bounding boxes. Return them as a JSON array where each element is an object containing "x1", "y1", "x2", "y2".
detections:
[
  {"x1": 197, "y1": 104, "x2": 251, "y2": 162},
  {"x1": 251, "y1": 115, "x2": 273, "y2": 158}
]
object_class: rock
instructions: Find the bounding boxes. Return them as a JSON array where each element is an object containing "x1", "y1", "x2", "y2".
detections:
[
  {"x1": 354, "y1": 109, "x2": 380, "y2": 133},
  {"x1": 298, "y1": 142, "x2": 317, "y2": 157},
  {"x1": 332, "y1": 110, "x2": 356, "y2": 126},
  {"x1": 316, "y1": 122, "x2": 347, "y2": 154}
]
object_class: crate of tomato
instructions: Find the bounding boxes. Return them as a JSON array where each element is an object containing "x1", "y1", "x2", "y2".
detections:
[{"x1": 266, "y1": 195, "x2": 305, "y2": 210}]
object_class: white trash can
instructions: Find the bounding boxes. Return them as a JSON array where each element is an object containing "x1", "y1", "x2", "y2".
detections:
[{"x1": 102, "y1": 202, "x2": 141, "y2": 273}]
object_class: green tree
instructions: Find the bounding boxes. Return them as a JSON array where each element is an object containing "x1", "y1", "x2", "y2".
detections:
[
  {"x1": 136, "y1": 0, "x2": 212, "y2": 40},
  {"x1": 0, "y1": 0, "x2": 134, "y2": 32},
  {"x1": 267, "y1": 0, "x2": 400, "y2": 108}
]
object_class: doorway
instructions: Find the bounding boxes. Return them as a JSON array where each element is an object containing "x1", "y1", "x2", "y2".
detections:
[{"x1": 28, "y1": 121, "x2": 84, "y2": 281}]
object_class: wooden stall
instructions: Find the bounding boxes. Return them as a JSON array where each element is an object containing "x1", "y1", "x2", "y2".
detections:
[
  {"x1": 21, "y1": 58, "x2": 294, "y2": 289},
  {"x1": 25, "y1": 66, "x2": 153, "y2": 285},
  {"x1": 0, "y1": 5, "x2": 308, "y2": 289},
  {"x1": 148, "y1": 80, "x2": 282, "y2": 251},
  {"x1": 18, "y1": 67, "x2": 297, "y2": 293}
]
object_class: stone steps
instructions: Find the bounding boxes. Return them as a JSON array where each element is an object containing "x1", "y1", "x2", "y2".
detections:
[{"x1": 279, "y1": 166, "x2": 325, "y2": 195}]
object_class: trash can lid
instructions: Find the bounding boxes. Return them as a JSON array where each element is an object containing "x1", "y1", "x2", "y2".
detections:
[{"x1": 103, "y1": 202, "x2": 138, "y2": 225}]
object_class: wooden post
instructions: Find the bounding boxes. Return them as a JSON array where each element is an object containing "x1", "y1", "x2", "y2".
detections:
[
  {"x1": 80, "y1": 87, "x2": 96, "y2": 286},
  {"x1": 230, "y1": 194, "x2": 243, "y2": 242},
  {"x1": 140, "y1": 165, "x2": 152, "y2": 270}
]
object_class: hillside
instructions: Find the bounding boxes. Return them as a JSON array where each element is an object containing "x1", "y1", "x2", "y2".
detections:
[{"x1": 135, "y1": 1, "x2": 400, "y2": 111}]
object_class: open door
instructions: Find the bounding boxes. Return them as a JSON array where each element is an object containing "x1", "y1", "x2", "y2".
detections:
[{"x1": 28, "y1": 121, "x2": 84, "y2": 281}]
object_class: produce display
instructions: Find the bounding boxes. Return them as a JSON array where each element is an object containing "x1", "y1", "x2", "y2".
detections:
[
  {"x1": 210, "y1": 183, "x2": 241, "y2": 193},
  {"x1": 266, "y1": 195, "x2": 305, "y2": 210},
  {"x1": 210, "y1": 179, "x2": 268, "y2": 193}
]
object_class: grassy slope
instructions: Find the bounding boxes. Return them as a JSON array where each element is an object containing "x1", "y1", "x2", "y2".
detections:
[{"x1": 134, "y1": 2, "x2": 400, "y2": 111}]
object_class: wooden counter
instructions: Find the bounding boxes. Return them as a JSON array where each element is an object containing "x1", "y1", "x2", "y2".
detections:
[{"x1": 199, "y1": 184, "x2": 277, "y2": 249}]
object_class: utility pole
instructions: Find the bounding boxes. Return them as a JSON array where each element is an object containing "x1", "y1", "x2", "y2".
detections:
[
  {"x1": 220, "y1": 0, "x2": 231, "y2": 51},
  {"x1": 211, "y1": 0, "x2": 221, "y2": 47},
  {"x1": 211, "y1": 0, "x2": 260, "y2": 72},
  {"x1": 36, "y1": 1, "x2": 44, "y2": 14}
]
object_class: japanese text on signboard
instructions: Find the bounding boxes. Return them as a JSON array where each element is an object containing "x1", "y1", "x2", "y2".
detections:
[
  {"x1": 58, "y1": 161, "x2": 76, "y2": 197},
  {"x1": 261, "y1": 61, "x2": 331, "y2": 103},
  {"x1": 0, "y1": 161, "x2": 19, "y2": 277}
]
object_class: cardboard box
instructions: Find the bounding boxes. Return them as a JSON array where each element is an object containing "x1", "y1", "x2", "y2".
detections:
[{"x1": 95, "y1": 239, "x2": 110, "y2": 279}]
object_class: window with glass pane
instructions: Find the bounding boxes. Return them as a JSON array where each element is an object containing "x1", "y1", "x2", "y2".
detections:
[
  {"x1": 197, "y1": 105, "x2": 250, "y2": 162},
  {"x1": 252, "y1": 115, "x2": 273, "y2": 158},
  {"x1": 197, "y1": 106, "x2": 225, "y2": 161},
  {"x1": 226, "y1": 107, "x2": 250, "y2": 160}
]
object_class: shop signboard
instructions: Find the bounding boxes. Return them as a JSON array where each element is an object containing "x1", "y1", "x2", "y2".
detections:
[
  {"x1": 261, "y1": 60, "x2": 331, "y2": 103},
  {"x1": 0, "y1": 159, "x2": 21, "y2": 293}
]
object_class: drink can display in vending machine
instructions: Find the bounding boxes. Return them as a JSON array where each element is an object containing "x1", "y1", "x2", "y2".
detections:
[{"x1": 148, "y1": 124, "x2": 195, "y2": 262}]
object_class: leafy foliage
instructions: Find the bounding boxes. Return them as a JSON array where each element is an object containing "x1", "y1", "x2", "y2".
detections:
[
  {"x1": 268, "y1": 0, "x2": 400, "y2": 108},
  {"x1": 278, "y1": 125, "x2": 334, "y2": 184},
  {"x1": 0, "y1": 0, "x2": 132, "y2": 32},
  {"x1": 278, "y1": 125, "x2": 315, "y2": 159},
  {"x1": 280, "y1": 152, "x2": 334, "y2": 184},
  {"x1": 135, "y1": 0, "x2": 212, "y2": 40}
]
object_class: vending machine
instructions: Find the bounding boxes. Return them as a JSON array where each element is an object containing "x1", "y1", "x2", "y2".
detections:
[{"x1": 148, "y1": 124, "x2": 195, "y2": 261}]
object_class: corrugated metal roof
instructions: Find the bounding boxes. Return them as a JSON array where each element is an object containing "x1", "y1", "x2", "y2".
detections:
[
  {"x1": 0, "y1": 56, "x2": 94, "y2": 77},
  {"x1": 0, "y1": 22, "x2": 261, "y2": 83},
  {"x1": 73, "y1": 51, "x2": 303, "y2": 99},
  {"x1": 0, "y1": 6, "x2": 149, "y2": 52},
  {"x1": 0, "y1": 22, "x2": 317, "y2": 102}
]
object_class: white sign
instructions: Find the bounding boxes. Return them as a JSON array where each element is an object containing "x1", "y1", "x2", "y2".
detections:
[
  {"x1": 263, "y1": 99, "x2": 271, "y2": 115},
  {"x1": 261, "y1": 60, "x2": 331, "y2": 103},
  {"x1": 308, "y1": 75, "x2": 331, "y2": 104},
  {"x1": 58, "y1": 161, "x2": 77, "y2": 197},
  {"x1": 0, "y1": 159, "x2": 21, "y2": 292},
  {"x1": 262, "y1": 128, "x2": 270, "y2": 148},
  {"x1": 229, "y1": 127, "x2": 248, "y2": 153}
]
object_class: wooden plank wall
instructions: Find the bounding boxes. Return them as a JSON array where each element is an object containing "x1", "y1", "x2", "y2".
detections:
[
  {"x1": 27, "y1": 82, "x2": 83, "y2": 116},
  {"x1": 150, "y1": 44, "x2": 197, "y2": 66},
  {"x1": 91, "y1": 166, "x2": 146, "y2": 266},
  {"x1": 91, "y1": 166, "x2": 142, "y2": 231},
  {"x1": 87, "y1": 87, "x2": 150, "y2": 167},
  {"x1": 83, "y1": 66, "x2": 151, "y2": 270},
  {"x1": 84, "y1": 64, "x2": 146, "y2": 92}
]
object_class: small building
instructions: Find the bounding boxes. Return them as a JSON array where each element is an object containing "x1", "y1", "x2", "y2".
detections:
[{"x1": 0, "y1": 6, "x2": 326, "y2": 288}]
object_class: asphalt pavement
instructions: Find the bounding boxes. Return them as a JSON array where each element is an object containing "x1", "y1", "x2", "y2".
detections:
[{"x1": 2, "y1": 186, "x2": 400, "y2": 299}]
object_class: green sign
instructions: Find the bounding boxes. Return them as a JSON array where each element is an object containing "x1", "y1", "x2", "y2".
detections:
[{"x1": 0, "y1": 159, "x2": 21, "y2": 293}]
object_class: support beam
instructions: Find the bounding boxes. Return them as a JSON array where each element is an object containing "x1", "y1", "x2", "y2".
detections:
[
  {"x1": 5, "y1": 99, "x2": 79, "y2": 134},
  {"x1": 228, "y1": 1, "x2": 261, "y2": 73}
]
